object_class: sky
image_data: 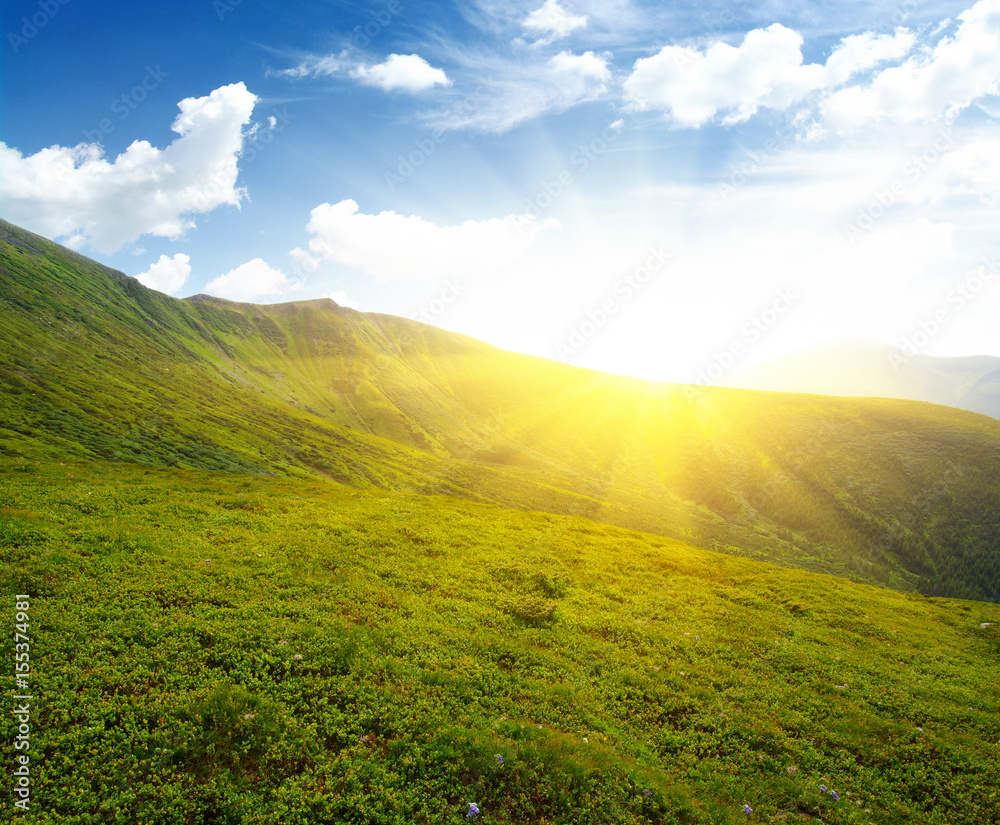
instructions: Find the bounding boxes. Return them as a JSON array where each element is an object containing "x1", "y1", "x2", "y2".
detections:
[{"x1": 1, "y1": 0, "x2": 999, "y2": 385}]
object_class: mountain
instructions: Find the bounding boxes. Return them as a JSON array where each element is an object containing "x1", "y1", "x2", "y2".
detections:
[
  {"x1": 729, "y1": 338, "x2": 1000, "y2": 419},
  {"x1": 2, "y1": 218, "x2": 1000, "y2": 824},
  {"x1": 2, "y1": 217, "x2": 1000, "y2": 602}
]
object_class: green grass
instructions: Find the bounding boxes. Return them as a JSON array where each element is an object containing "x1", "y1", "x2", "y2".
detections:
[
  {"x1": 2, "y1": 218, "x2": 998, "y2": 602},
  {"x1": 1, "y1": 459, "x2": 998, "y2": 823},
  {"x1": 2, "y1": 218, "x2": 1000, "y2": 822}
]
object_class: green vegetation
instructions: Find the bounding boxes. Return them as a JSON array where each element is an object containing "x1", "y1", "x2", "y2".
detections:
[
  {"x1": 1, "y1": 219, "x2": 999, "y2": 822},
  {"x1": 1, "y1": 460, "x2": 998, "y2": 823},
  {"x1": 1, "y1": 219, "x2": 998, "y2": 602}
]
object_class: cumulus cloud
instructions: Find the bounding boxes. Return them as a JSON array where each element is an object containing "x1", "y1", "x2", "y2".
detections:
[
  {"x1": 623, "y1": 24, "x2": 919, "y2": 127},
  {"x1": 822, "y1": 0, "x2": 1000, "y2": 131},
  {"x1": 548, "y1": 50, "x2": 612, "y2": 93},
  {"x1": 136, "y1": 253, "x2": 192, "y2": 295},
  {"x1": 822, "y1": 29, "x2": 917, "y2": 86},
  {"x1": 0, "y1": 83, "x2": 258, "y2": 253},
  {"x1": 351, "y1": 54, "x2": 452, "y2": 93},
  {"x1": 624, "y1": 24, "x2": 821, "y2": 126},
  {"x1": 630, "y1": 2, "x2": 999, "y2": 132},
  {"x1": 291, "y1": 199, "x2": 557, "y2": 281},
  {"x1": 522, "y1": 0, "x2": 588, "y2": 44},
  {"x1": 204, "y1": 258, "x2": 297, "y2": 303}
]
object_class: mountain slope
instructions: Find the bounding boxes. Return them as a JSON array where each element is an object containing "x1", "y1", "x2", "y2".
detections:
[
  {"x1": 2, "y1": 218, "x2": 999, "y2": 601},
  {"x1": 730, "y1": 338, "x2": 1000, "y2": 418},
  {"x1": 2, "y1": 459, "x2": 998, "y2": 824}
]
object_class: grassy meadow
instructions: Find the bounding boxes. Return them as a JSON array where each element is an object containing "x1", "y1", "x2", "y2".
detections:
[
  {"x1": 2, "y1": 459, "x2": 998, "y2": 823},
  {"x1": 2, "y1": 219, "x2": 1000, "y2": 822}
]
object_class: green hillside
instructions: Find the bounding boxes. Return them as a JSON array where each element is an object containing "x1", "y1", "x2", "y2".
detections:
[
  {"x1": 2, "y1": 218, "x2": 998, "y2": 600},
  {"x1": 1, "y1": 220, "x2": 1000, "y2": 823},
  {"x1": 2, "y1": 459, "x2": 998, "y2": 823}
]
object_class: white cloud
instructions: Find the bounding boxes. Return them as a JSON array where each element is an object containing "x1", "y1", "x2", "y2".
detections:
[
  {"x1": 822, "y1": 0, "x2": 1000, "y2": 131},
  {"x1": 823, "y1": 29, "x2": 917, "y2": 86},
  {"x1": 328, "y1": 290, "x2": 361, "y2": 310},
  {"x1": 624, "y1": 24, "x2": 824, "y2": 126},
  {"x1": 205, "y1": 258, "x2": 297, "y2": 303},
  {"x1": 623, "y1": 23, "x2": 918, "y2": 128},
  {"x1": 292, "y1": 199, "x2": 557, "y2": 281},
  {"x1": 274, "y1": 52, "x2": 346, "y2": 80},
  {"x1": 910, "y1": 138, "x2": 1000, "y2": 205},
  {"x1": 351, "y1": 54, "x2": 452, "y2": 93},
  {"x1": 626, "y1": 3, "x2": 995, "y2": 133},
  {"x1": 433, "y1": 50, "x2": 611, "y2": 132},
  {"x1": 686, "y1": 126, "x2": 1000, "y2": 231},
  {"x1": 276, "y1": 51, "x2": 451, "y2": 94},
  {"x1": 0, "y1": 83, "x2": 258, "y2": 254},
  {"x1": 522, "y1": 0, "x2": 588, "y2": 44},
  {"x1": 136, "y1": 253, "x2": 191, "y2": 295},
  {"x1": 548, "y1": 50, "x2": 611, "y2": 92}
]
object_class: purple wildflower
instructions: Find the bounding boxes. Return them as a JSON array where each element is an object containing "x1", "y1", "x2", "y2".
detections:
[
  {"x1": 830, "y1": 791, "x2": 840, "y2": 801},
  {"x1": 743, "y1": 803, "x2": 753, "y2": 814},
  {"x1": 467, "y1": 802, "x2": 480, "y2": 818},
  {"x1": 495, "y1": 755, "x2": 504, "y2": 765}
]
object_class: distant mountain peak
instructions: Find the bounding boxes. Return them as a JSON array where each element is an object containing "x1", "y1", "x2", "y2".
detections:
[{"x1": 730, "y1": 338, "x2": 1000, "y2": 418}]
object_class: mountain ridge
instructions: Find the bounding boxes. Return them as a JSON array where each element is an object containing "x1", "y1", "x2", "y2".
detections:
[
  {"x1": 2, "y1": 217, "x2": 999, "y2": 601},
  {"x1": 729, "y1": 338, "x2": 1000, "y2": 418},
  {"x1": 2, "y1": 217, "x2": 1000, "y2": 822}
]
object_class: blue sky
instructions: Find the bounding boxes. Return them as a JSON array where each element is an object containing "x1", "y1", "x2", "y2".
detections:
[{"x1": 2, "y1": 0, "x2": 999, "y2": 383}]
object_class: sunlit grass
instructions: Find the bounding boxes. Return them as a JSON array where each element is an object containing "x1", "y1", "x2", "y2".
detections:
[
  {"x1": 2, "y1": 459, "x2": 998, "y2": 823},
  {"x1": 2, "y1": 218, "x2": 999, "y2": 604}
]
